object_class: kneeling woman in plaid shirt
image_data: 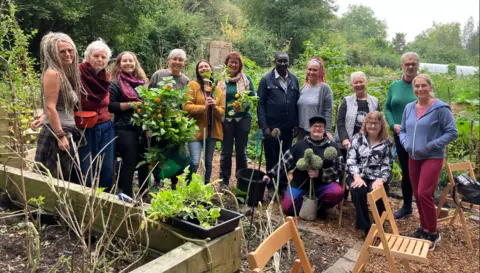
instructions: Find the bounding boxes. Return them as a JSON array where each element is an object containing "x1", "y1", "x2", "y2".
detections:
[
  {"x1": 264, "y1": 116, "x2": 344, "y2": 218},
  {"x1": 347, "y1": 111, "x2": 393, "y2": 236}
]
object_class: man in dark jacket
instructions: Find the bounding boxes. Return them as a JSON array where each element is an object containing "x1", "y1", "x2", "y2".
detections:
[{"x1": 257, "y1": 52, "x2": 300, "y2": 195}]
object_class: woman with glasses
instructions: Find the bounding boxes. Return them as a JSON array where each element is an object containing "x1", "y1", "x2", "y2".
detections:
[
  {"x1": 346, "y1": 111, "x2": 393, "y2": 237},
  {"x1": 400, "y1": 74, "x2": 458, "y2": 251},
  {"x1": 263, "y1": 116, "x2": 344, "y2": 218}
]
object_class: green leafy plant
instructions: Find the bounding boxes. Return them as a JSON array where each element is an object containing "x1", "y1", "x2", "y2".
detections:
[
  {"x1": 131, "y1": 77, "x2": 198, "y2": 168},
  {"x1": 146, "y1": 170, "x2": 222, "y2": 228},
  {"x1": 228, "y1": 91, "x2": 258, "y2": 115}
]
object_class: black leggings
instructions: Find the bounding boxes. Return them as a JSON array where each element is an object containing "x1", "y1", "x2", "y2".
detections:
[{"x1": 115, "y1": 129, "x2": 150, "y2": 197}]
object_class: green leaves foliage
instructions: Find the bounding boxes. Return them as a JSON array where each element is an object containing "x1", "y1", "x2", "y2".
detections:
[
  {"x1": 147, "y1": 170, "x2": 221, "y2": 228},
  {"x1": 131, "y1": 77, "x2": 198, "y2": 167}
]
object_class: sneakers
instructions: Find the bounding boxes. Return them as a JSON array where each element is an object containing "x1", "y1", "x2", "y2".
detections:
[
  {"x1": 408, "y1": 227, "x2": 424, "y2": 239},
  {"x1": 422, "y1": 232, "x2": 441, "y2": 251},
  {"x1": 393, "y1": 206, "x2": 412, "y2": 219}
]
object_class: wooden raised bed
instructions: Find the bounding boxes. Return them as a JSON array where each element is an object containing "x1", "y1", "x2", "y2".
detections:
[{"x1": 0, "y1": 166, "x2": 242, "y2": 273}]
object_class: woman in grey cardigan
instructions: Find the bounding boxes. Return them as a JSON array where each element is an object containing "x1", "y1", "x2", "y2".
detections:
[
  {"x1": 335, "y1": 71, "x2": 380, "y2": 151},
  {"x1": 297, "y1": 57, "x2": 333, "y2": 140}
]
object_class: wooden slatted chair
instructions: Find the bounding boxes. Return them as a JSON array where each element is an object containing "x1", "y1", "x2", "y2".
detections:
[
  {"x1": 436, "y1": 160, "x2": 477, "y2": 249},
  {"x1": 353, "y1": 185, "x2": 432, "y2": 273},
  {"x1": 247, "y1": 217, "x2": 313, "y2": 273}
]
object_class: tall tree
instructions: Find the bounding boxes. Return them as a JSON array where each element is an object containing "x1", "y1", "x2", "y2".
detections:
[
  {"x1": 391, "y1": 32, "x2": 407, "y2": 54},
  {"x1": 338, "y1": 5, "x2": 387, "y2": 43},
  {"x1": 408, "y1": 22, "x2": 469, "y2": 65},
  {"x1": 462, "y1": 17, "x2": 479, "y2": 58},
  {"x1": 241, "y1": 0, "x2": 336, "y2": 59}
]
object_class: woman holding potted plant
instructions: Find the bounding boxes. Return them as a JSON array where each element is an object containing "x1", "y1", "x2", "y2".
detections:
[
  {"x1": 108, "y1": 51, "x2": 149, "y2": 198},
  {"x1": 184, "y1": 60, "x2": 225, "y2": 184},
  {"x1": 264, "y1": 116, "x2": 344, "y2": 219},
  {"x1": 346, "y1": 111, "x2": 393, "y2": 237},
  {"x1": 218, "y1": 52, "x2": 256, "y2": 189},
  {"x1": 35, "y1": 32, "x2": 83, "y2": 180},
  {"x1": 76, "y1": 39, "x2": 115, "y2": 191}
]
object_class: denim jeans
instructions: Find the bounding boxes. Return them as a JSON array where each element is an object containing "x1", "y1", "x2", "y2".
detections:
[
  {"x1": 78, "y1": 120, "x2": 115, "y2": 191},
  {"x1": 188, "y1": 138, "x2": 217, "y2": 184},
  {"x1": 220, "y1": 117, "x2": 251, "y2": 186}
]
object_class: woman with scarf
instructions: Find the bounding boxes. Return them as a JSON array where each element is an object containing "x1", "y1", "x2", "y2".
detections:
[
  {"x1": 218, "y1": 52, "x2": 256, "y2": 189},
  {"x1": 108, "y1": 51, "x2": 149, "y2": 198},
  {"x1": 35, "y1": 32, "x2": 83, "y2": 180},
  {"x1": 184, "y1": 60, "x2": 225, "y2": 184},
  {"x1": 297, "y1": 57, "x2": 333, "y2": 141},
  {"x1": 77, "y1": 39, "x2": 115, "y2": 191}
]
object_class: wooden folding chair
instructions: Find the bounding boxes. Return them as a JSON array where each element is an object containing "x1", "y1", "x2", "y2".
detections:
[
  {"x1": 247, "y1": 217, "x2": 313, "y2": 273},
  {"x1": 353, "y1": 185, "x2": 432, "y2": 273},
  {"x1": 436, "y1": 160, "x2": 477, "y2": 249}
]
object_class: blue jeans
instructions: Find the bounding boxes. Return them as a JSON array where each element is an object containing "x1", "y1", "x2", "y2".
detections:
[
  {"x1": 188, "y1": 138, "x2": 217, "y2": 184},
  {"x1": 78, "y1": 120, "x2": 115, "y2": 191}
]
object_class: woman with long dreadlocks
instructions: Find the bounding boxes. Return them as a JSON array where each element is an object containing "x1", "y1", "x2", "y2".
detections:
[
  {"x1": 297, "y1": 57, "x2": 333, "y2": 141},
  {"x1": 35, "y1": 32, "x2": 84, "y2": 180}
]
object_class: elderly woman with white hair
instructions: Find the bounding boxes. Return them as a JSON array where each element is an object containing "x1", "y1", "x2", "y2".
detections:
[
  {"x1": 76, "y1": 39, "x2": 115, "y2": 191},
  {"x1": 335, "y1": 71, "x2": 380, "y2": 150},
  {"x1": 149, "y1": 48, "x2": 190, "y2": 90}
]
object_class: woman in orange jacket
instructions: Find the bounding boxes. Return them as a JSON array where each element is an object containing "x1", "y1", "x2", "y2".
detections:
[{"x1": 183, "y1": 60, "x2": 225, "y2": 183}]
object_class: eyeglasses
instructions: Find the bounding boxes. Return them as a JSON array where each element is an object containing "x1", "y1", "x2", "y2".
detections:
[
  {"x1": 366, "y1": 122, "x2": 380, "y2": 128},
  {"x1": 403, "y1": 62, "x2": 417, "y2": 67},
  {"x1": 311, "y1": 125, "x2": 324, "y2": 130},
  {"x1": 58, "y1": 49, "x2": 75, "y2": 56}
]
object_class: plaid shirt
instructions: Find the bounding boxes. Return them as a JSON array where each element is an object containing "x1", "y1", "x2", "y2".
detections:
[
  {"x1": 267, "y1": 136, "x2": 344, "y2": 189},
  {"x1": 347, "y1": 133, "x2": 393, "y2": 182}
]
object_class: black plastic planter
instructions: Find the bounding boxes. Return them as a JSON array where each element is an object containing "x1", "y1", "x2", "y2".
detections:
[
  {"x1": 167, "y1": 208, "x2": 243, "y2": 239},
  {"x1": 236, "y1": 168, "x2": 267, "y2": 207}
]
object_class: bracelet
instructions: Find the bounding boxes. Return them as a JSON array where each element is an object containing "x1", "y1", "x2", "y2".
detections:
[{"x1": 55, "y1": 130, "x2": 65, "y2": 138}]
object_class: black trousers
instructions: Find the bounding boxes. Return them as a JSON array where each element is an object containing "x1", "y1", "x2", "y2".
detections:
[
  {"x1": 115, "y1": 129, "x2": 150, "y2": 197},
  {"x1": 220, "y1": 117, "x2": 251, "y2": 186},
  {"x1": 264, "y1": 126, "x2": 294, "y2": 190},
  {"x1": 348, "y1": 176, "x2": 388, "y2": 230},
  {"x1": 394, "y1": 134, "x2": 412, "y2": 210}
]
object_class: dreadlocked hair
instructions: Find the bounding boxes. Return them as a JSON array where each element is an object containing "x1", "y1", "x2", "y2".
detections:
[{"x1": 40, "y1": 32, "x2": 84, "y2": 114}]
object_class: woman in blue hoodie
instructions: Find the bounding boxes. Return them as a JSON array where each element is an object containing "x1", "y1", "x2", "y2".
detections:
[{"x1": 400, "y1": 74, "x2": 458, "y2": 251}]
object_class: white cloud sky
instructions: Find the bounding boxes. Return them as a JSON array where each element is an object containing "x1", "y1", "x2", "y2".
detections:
[{"x1": 334, "y1": 0, "x2": 480, "y2": 42}]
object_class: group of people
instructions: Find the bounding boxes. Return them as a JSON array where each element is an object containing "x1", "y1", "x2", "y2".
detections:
[
  {"x1": 32, "y1": 31, "x2": 458, "y2": 251},
  {"x1": 262, "y1": 52, "x2": 458, "y2": 251}
]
